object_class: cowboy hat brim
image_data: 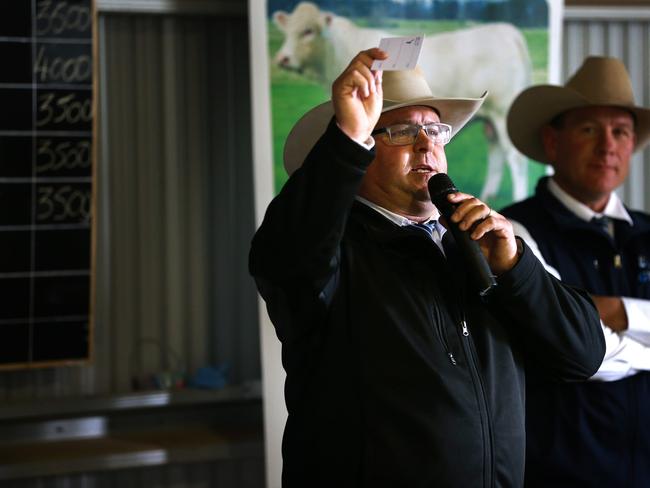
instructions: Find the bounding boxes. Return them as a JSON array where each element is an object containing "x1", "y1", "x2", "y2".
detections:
[
  {"x1": 284, "y1": 93, "x2": 487, "y2": 175},
  {"x1": 507, "y1": 85, "x2": 650, "y2": 164}
]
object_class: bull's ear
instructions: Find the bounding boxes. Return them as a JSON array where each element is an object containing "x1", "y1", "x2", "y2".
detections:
[{"x1": 273, "y1": 10, "x2": 288, "y2": 31}]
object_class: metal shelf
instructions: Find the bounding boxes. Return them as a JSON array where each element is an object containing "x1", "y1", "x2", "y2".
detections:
[
  {"x1": 0, "y1": 384, "x2": 264, "y2": 480},
  {"x1": 0, "y1": 383, "x2": 261, "y2": 421}
]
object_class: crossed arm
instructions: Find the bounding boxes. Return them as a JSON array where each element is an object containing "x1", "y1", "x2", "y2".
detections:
[{"x1": 510, "y1": 219, "x2": 650, "y2": 381}]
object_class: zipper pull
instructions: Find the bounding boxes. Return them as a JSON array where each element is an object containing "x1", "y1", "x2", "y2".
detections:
[
  {"x1": 461, "y1": 320, "x2": 469, "y2": 337},
  {"x1": 447, "y1": 352, "x2": 457, "y2": 365}
]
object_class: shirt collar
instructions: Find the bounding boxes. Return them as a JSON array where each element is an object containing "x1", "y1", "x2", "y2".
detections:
[
  {"x1": 355, "y1": 196, "x2": 443, "y2": 228},
  {"x1": 547, "y1": 177, "x2": 633, "y2": 225}
]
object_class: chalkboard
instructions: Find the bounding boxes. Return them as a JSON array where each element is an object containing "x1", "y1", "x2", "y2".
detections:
[{"x1": 0, "y1": 0, "x2": 94, "y2": 368}]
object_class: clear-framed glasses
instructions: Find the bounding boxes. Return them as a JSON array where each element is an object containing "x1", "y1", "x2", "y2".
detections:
[{"x1": 372, "y1": 122, "x2": 452, "y2": 146}]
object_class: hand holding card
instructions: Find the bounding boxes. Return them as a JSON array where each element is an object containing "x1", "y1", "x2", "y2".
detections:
[{"x1": 371, "y1": 35, "x2": 424, "y2": 71}]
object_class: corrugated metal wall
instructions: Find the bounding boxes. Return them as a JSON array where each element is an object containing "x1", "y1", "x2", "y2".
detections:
[
  {"x1": 97, "y1": 10, "x2": 259, "y2": 396},
  {"x1": 564, "y1": 6, "x2": 650, "y2": 212}
]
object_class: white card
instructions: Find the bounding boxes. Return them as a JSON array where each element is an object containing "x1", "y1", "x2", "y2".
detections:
[{"x1": 371, "y1": 35, "x2": 424, "y2": 71}]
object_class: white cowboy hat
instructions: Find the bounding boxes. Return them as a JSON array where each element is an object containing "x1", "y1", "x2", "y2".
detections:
[
  {"x1": 507, "y1": 56, "x2": 650, "y2": 164},
  {"x1": 283, "y1": 67, "x2": 487, "y2": 174}
]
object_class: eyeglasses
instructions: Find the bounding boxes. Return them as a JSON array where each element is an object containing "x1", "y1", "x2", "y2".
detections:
[{"x1": 372, "y1": 122, "x2": 452, "y2": 146}]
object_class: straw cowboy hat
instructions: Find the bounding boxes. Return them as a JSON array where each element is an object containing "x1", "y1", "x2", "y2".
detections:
[
  {"x1": 283, "y1": 67, "x2": 487, "y2": 174},
  {"x1": 507, "y1": 56, "x2": 650, "y2": 164}
]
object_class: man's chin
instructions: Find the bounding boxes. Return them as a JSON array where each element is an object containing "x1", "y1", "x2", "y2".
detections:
[{"x1": 415, "y1": 188, "x2": 434, "y2": 203}]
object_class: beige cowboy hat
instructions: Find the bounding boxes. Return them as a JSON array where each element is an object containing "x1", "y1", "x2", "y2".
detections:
[
  {"x1": 507, "y1": 56, "x2": 650, "y2": 164},
  {"x1": 283, "y1": 67, "x2": 487, "y2": 174}
]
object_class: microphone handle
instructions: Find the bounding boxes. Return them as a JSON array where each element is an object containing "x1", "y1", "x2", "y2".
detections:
[{"x1": 436, "y1": 197, "x2": 497, "y2": 297}]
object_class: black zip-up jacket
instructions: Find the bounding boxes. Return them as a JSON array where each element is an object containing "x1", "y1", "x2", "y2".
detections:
[
  {"x1": 250, "y1": 122, "x2": 605, "y2": 488},
  {"x1": 501, "y1": 177, "x2": 650, "y2": 487}
]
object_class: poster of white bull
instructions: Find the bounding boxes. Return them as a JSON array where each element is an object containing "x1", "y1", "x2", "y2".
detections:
[{"x1": 264, "y1": 0, "x2": 562, "y2": 209}]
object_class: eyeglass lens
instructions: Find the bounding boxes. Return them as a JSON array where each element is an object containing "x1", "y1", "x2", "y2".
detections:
[{"x1": 387, "y1": 123, "x2": 451, "y2": 145}]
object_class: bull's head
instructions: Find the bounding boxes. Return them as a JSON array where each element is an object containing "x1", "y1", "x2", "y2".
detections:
[{"x1": 272, "y1": 2, "x2": 332, "y2": 79}]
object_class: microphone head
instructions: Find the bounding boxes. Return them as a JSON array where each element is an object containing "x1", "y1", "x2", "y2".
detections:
[{"x1": 428, "y1": 173, "x2": 458, "y2": 215}]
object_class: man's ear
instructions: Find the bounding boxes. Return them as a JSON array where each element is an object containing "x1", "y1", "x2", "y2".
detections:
[{"x1": 541, "y1": 124, "x2": 558, "y2": 163}]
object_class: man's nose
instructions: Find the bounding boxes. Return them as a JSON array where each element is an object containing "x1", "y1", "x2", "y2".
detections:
[
  {"x1": 598, "y1": 128, "x2": 617, "y2": 152},
  {"x1": 413, "y1": 129, "x2": 435, "y2": 152}
]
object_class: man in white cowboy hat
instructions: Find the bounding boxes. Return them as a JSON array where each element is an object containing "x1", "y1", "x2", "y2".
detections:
[
  {"x1": 501, "y1": 56, "x2": 650, "y2": 487},
  {"x1": 250, "y1": 48, "x2": 603, "y2": 487}
]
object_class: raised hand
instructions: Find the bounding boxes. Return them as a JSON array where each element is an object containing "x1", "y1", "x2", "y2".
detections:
[{"x1": 331, "y1": 48, "x2": 387, "y2": 144}]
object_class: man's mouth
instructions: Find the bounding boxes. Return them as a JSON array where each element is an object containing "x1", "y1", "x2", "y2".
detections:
[
  {"x1": 411, "y1": 166, "x2": 434, "y2": 174},
  {"x1": 590, "y1": 161, "x2": 617, "y2": 172}
]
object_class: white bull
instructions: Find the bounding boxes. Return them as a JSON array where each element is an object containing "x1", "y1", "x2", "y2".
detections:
[{"x1": 273, "y1": 1, "x2": 532, "y2": 202}]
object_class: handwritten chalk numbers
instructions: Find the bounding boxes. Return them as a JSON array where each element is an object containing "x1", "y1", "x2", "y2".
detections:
[
  {"x1": 36, "y1": 0, "x2": 91, "y2": 36},
  {"x1": 37, "y1": 92, "x2": 92, "y2": 128},
  {"x1": 32, "y1": 1, "x2": 93, "y2": 226},
  {"x1": 37, "y1": 185, "x2": 91, "y2": 223},
  {"x1": 34, "y1": 44, "x2": 92, "y2": 83},
  {"x1": 37, "y1": 139, "x2": 91, "y2": 173}
]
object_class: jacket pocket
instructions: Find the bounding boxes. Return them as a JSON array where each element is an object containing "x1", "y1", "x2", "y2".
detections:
[{"x1": 431, "y1": 302, "x2": 457, "y2": 365}]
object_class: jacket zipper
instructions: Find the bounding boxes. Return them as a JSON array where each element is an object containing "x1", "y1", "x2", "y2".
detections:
[
  {"x1": 438, "y1": 233, "x2": 494, "y2": 485},
  {"x1": 458, "y1": 312, "x2": 495, "y2": 487}
]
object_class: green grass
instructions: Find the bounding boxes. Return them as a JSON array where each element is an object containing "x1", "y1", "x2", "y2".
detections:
[
  {"x1": 271, "y1": 69, "x2": 327, "y2": 191},
  {"x1": 268, "y1": 18, "x2": 550, "y2": 206}
]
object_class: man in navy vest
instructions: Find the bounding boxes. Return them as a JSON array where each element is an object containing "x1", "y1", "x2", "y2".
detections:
[{"x1": 501, "y1": 56, "x2": 650, "y2": 487}]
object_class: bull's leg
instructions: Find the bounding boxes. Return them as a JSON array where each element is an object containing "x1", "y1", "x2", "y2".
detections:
[
  {"x1": 506, "y1": 146, "x2": 529, "y2": 201},
  {"x1": 480, "y1": 139, "x2": 505, "y2": 202},
  {"x1": 488, "y1": 116, "x2": 529, "y2": 202}
]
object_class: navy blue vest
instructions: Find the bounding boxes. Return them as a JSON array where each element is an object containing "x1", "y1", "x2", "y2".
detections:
[{"x1": 501, "y1": 177, "x2": 650, "y2": 487}]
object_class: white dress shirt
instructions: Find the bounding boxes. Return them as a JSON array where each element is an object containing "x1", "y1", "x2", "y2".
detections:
[{"x1": 509, "y1": 178, "x2": 650, "y2": 381}]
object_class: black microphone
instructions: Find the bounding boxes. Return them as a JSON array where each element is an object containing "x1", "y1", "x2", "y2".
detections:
[{"x1": 428, "y1": 173, "x2": 497, "y2": 297}]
